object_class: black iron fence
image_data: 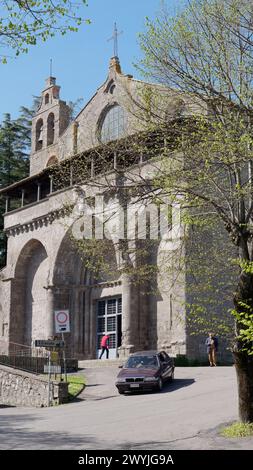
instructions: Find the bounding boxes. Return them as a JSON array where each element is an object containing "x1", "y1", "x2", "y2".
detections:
[{"x1": 0, "y1": 340, "x2": 78, "y2": 374}]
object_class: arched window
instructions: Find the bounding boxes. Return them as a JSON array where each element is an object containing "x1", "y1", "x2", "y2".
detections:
[
  {"x1": 35, "y1": 118, "x2": 43, "y2": 151},
  {"x1": 109, "y1": 84, "x2": 116, "y2": 94},
  {"x1": 46, "y1": 156, "x2": 58, "y2": 167},
  {"x1": 45, "y1": 93, "x2": 49, "y2": 105},
  {"x1": 100, "y1": 105, "x2": 126, "y2": 143},
  {"x1": 105, "y1": 79, "x2": 114, "y2": 94},
  {"x1": 47, "y1": 113, "x2": 55, "y2": 146}
]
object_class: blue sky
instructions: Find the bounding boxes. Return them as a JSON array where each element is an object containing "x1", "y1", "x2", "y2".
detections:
[{"x1": 0, "y1": 0, "x2": 185, "y2": 119}]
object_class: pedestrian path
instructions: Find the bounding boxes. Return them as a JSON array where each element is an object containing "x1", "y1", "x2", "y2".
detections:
[
  {"x1": 78, "y1": 359, "x2": 123, "y2": 369},
  {"x1": 76, "y1": 366, "x2": 119, "y2": 401}
]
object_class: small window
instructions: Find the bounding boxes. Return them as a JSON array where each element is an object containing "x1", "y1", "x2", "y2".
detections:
[
  {"x1": 45, "y1": 93, "x2": 49, "y2": 105},
  {"x1": 35, "y1": 118, "x2": 43, "y2": 151},
  {"x1": 47, "y1": 113, "x2": 55, "y2": 146},
  {"x1": 109, "y1": 84, "x2": 116, "y2": 94},
  {"x1": 105, "y1": 79, "x2": 114, "y2": 94}
]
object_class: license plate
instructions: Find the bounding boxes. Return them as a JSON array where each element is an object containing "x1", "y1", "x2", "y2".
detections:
[{"x1": 130, "y1": 383, "x2": 140, "y2": 388}]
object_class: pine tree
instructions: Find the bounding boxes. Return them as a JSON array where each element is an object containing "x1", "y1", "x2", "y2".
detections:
[{"x1": 0, "y1": 111, "x2": 31, "y2": 267}]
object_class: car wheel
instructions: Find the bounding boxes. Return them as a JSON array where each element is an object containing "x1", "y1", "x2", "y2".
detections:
[
  {"x1": 118, "y1": 390, "x2": 124, "y2": 395},
  {"x1": 157, "y1": 378, "x2": 163, "y2": 391},
  {"x1": 168, "y1": 370, "x2": 174, "y2": 383}
]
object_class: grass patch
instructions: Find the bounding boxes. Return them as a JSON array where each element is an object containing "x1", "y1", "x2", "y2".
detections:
[
  {"x1": 67, "y1": 375, "x2": 86, "y2": 400},
  {"x1": 220, "y1": 422, "x2": 253, "y2": 438},
  {"x1": 39, "y1": 373, "x2": 86, "y2": 403}
]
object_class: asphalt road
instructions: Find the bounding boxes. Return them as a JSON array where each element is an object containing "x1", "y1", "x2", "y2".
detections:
[{"x1": 1, "y1": 366, "x2": 253, "y2": 450}]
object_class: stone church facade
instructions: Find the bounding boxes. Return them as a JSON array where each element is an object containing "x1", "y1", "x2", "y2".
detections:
[{"x1": 0, "y1": 57, "x2": 232, "y2": 362}]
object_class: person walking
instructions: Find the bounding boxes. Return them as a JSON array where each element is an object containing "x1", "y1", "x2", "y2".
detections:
[
  {"x1": 99, "y1": 334, "x2": 110, "y2": 359},
  {"x1": 205, "y1": 332, "x2": 218, "y2": 366}
]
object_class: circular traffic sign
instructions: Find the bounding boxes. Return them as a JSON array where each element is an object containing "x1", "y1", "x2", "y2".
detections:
[{"x1": 56, "y1": 311, "x2": 68, "y2": 324}]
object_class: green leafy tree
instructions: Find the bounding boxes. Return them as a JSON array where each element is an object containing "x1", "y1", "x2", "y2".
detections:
[
  {"x1": 136, "y1": 0, "x2": 253, "y2": 422},
  {"x1": 0, "y1": 0, "x2": 90, "y2": 62}
]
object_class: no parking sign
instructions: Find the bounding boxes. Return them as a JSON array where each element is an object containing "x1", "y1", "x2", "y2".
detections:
[{"x1": 54, "y1": 310, "x2": 70, "y2": 333}]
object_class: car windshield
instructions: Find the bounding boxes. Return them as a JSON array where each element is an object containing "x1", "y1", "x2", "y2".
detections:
[{"x1": 125, "y1": 355, "x2": 159, "y2": 369}]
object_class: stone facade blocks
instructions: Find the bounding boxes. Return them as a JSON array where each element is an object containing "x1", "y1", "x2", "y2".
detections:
[{"x1": 0, "y1": 364, "x2": 68, "y2": 407}]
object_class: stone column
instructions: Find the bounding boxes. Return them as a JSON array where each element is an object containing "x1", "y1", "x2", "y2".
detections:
[
  {"x1": 119, "y1": 273, "x2": 136, "y2": 359},
  {"x1": 84, "y1": 288, "x2": 92, "y2": 358},
  {"x1": 72, "y1": 121, "x2": 78, "y2": 155},
  {"x1": 49, "y1": 175, "x2": 53, "y2": 194},
  {"x1": 37, "y1": 183, "x2": 41, "y2": 201},
  {"x1": 21, "y1": 189, "x2": 25, "y2": 207},
  {"x1": 46, "y1": 286, "x2": 54, "y2": 339},
  {"x1": 73, "y1": 288, "x2": 80, "y2": 355},
  {"x1": 5, "y1": 196, "x2": 10, "y2": 213},
  {"x1": 138, "y1": 287, "x2": 149, "y2": 350}
]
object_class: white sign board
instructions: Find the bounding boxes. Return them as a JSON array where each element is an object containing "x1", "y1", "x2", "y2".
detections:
[
  {"x1": 54, "y1": 310, "x2": 70, "y2": 333},
  {"x1": 44, "y1": 365, "x2": 62, "y2": 374}
]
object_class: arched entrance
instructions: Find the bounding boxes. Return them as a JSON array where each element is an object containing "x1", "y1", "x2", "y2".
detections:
[
  {"x1": 10, "y1": 239, "x2": 48, "y2": 345},
  {"x1": 53, "y1": 230, "x2": 121, "y2": 359}
]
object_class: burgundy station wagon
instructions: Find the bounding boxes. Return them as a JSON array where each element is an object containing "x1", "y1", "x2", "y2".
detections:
[{"x1": 115, "y1": 350, "x2": 175, "y2": 394}]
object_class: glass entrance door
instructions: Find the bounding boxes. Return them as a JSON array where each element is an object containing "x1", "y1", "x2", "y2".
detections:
[{"x1": 97, "y1": 297, "x2": 122, "y2": 359}]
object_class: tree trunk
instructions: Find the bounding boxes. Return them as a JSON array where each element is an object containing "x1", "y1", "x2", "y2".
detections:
[
  {"x1": 233, "y1": 257, "x2": 253, "y2": 422},
  {"x1": 233, "y1": 351, "x2": 253, "y2": 422}
]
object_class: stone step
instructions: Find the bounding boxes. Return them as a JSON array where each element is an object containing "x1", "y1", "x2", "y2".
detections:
[{"x1": 78, "y1": 359, "x2": 123, "y2": 369}]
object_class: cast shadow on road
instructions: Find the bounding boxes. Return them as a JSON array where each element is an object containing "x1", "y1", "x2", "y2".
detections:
[
  {"x1": 161, "y1": 378, "x2": 195, "y2": 393},
  {"x1": 0, "y1": 413, "x2": 98, "y2": 450},
  {"x1": 0, "y1": 404, "x2": 16, "y2": 408}
]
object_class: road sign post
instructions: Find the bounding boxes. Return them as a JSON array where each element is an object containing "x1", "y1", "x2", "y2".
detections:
[
  {"x1": 34, "y1": 340, "x2": 65, "y2": 401},
  {"x1": 34, "y1": 339, "x2": 64, "y2": 348},
  {"x1": 44, "y1": 365, "x2": 61, "y2": 374},
  {"x1": 54, "y1": 310, "x2": 70, "y2": 333},
  {"x1": 61, "y1": 332, "x2": 67, "y2": 383},
  {"x1": 47, "y1": 351, "x2": 51, "y2": 407},
  {"x1": 54, "y1": 310, "x2": 70, "y2": 383}
]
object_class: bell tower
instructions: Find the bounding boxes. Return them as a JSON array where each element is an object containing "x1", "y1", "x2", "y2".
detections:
[{"x1": 30, "y1": 76, "x2": 70, "y2": 176}]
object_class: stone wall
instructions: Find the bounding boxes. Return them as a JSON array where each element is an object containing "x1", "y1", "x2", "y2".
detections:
[
  {"x1": 0, "y1": 364, "x2": 68, "y2": 407},
  {"x1": 185, "y1": 222, "x2": 235, "y2": 364}
]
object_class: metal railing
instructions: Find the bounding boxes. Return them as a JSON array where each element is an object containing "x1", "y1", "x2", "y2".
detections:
[
  {"x1": 0, "y1": 339, "x2": 78, "y2": 375},
  {"x1": 0, "y1": 339, "x2": 48, "y2": 374}
]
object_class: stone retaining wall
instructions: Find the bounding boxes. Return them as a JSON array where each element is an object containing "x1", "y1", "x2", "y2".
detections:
[{"x1": 0, "y1": 364, "x2": 68, "y2": 407}]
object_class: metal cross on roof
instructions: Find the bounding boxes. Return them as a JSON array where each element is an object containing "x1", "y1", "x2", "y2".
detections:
[{"x1": 107, "y1": 22, "x2": 123, "y2": 58}]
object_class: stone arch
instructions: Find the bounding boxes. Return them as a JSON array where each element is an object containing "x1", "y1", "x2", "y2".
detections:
[
  {"x1": 10, "y1": 239, "x2": 49, "y2": 345},
  {"x1": 52, "y1": 226, "x2": 119, "y2": 357},
  {"x1": 0, "y1": 302, "x2": 2, "y2": 337},
  {"x1": 47, "y1": 112, "x2": 55, "y2": 146},
  {"x1": 35, "y1": 118, "x2": 43, "y2": 151},
  {"x1": 46, "y1": 155, "x2": 58, "y2": 167}
]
